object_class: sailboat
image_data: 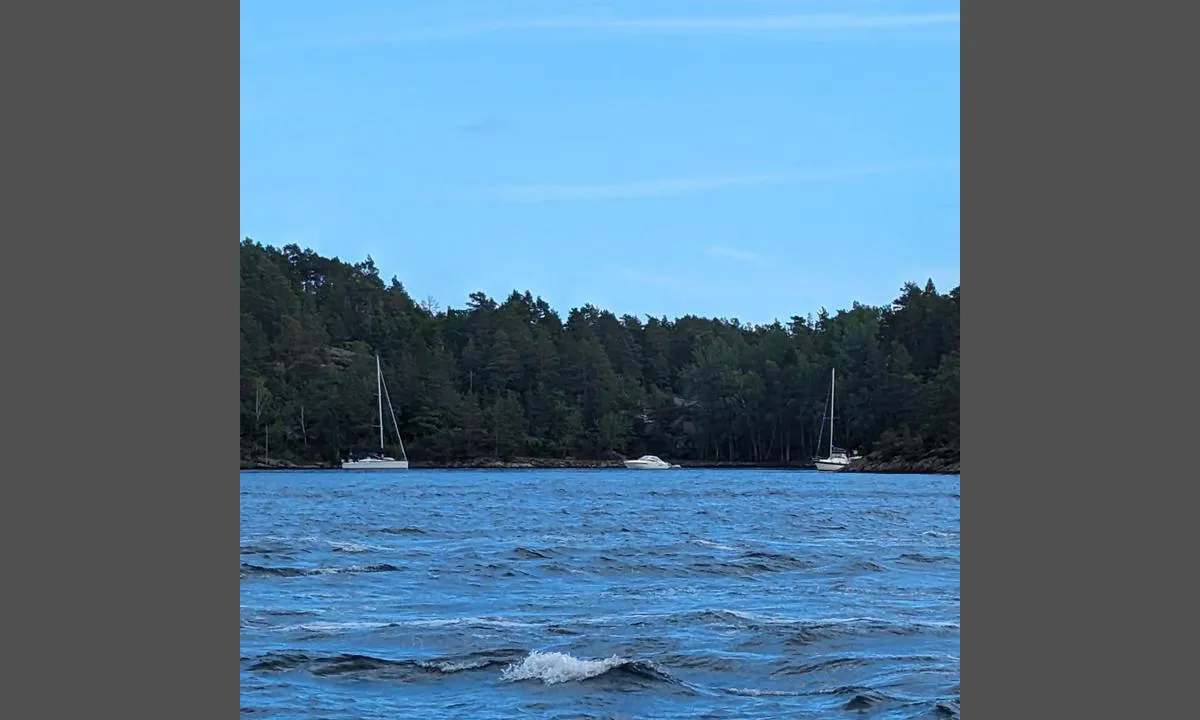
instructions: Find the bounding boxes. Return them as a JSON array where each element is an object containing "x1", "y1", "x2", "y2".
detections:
[
  {"x1": 342, "y1": 354, "x2": 409, "y2": 470},
  {"x1": 813, "y1": 368, "x2": 860, "y2": 472}
]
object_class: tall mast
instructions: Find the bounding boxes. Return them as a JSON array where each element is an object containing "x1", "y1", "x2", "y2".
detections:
[
  {"x1": 377, "y1": 354, "x2": 384, "y2": 451},
  {"x1": 379, "y1": 365, "x2": 407, "y2": 462},
  {"x1": 829, "y1": 367, "x2": 835, "y2": 457}
]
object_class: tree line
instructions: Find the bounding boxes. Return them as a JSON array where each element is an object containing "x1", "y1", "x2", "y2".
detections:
[{"x1": 240, "y1": 239, "x2": 959, "y2": 467}]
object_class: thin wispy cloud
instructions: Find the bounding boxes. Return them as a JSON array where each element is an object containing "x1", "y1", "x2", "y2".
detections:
[
  {"x1": 285, "y1": 11, "x2": 959, "y2": 49},
  {"x1": 546, "y1": 12, "x2": 960, "y2": 33},
  {"x1": 708, "y1": 246, "x2": 760, "y2": 262},
  {"x1": 482, "y1": 164, "x2": 933, "y2": 204}
]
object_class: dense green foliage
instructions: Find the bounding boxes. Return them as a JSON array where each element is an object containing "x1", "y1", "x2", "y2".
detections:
[{"x1": 241, "y1": 239, "x2": 959, "y2": 466}]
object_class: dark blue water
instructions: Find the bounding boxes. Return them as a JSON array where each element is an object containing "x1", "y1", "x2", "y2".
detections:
[{"x1": 240, "y1": 469, "x2": 960, "y2": 719}]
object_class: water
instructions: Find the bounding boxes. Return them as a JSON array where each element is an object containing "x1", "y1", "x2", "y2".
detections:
[{"x1": 241, "y1": 469, "x2": 960, "y2": 719}]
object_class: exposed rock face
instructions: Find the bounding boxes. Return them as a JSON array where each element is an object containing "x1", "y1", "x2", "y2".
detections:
[
  {"x1": 845, "y1": 446, "x2": 960, "y2": 474},
  {"x1": 241, "y1": 457, "x2": 330, "y2": 470}
]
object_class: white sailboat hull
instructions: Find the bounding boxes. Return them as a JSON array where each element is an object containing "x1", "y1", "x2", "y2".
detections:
[
  {"x1": 814, "y1": 459, "x2": 849, "y2": 472},
  {"x1": 342, "y1": 459, "x2": 410, "y2": 470},
  {"x1": 813, "y1": 368, "x2": 859, "y2": 473}
]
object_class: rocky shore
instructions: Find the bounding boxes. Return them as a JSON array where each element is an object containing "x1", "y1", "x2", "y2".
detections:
[
  {"x1": 240, "y1": 456, "x2": 622, "y2": 470},
  {"x1": 844, "y1": 447, "x2": 960, "y2": 475},
  {"x1": 447, "y1": 458, "x2": 799, "y2": 470},
  {"x1": 241, "y1": 457, "x2": 330, "y2": 470},
  {"x1": 417, "y1": 457, "x2": 622, "y2": 469},
  {"x1": 242, "y1": 452, "x2": 959, "y2": 474}
]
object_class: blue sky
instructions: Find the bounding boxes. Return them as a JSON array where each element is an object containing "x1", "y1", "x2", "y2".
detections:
[{"x1": 241, "y1": 0, "x2": 959, "y2": 325}]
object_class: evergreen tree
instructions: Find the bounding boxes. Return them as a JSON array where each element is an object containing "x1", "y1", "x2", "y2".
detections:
[{"x1": 240, "y1": 239, "x2": 959, "y2": 468}]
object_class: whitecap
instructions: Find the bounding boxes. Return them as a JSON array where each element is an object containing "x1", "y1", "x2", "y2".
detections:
[
  {"x1": 327, "y1": 540, "x2": 385, "y2": 553},
  {"x1": 500, "y1": 651, "x2": 625, "y2": 684},
  {"x1": 288, "y1": 620, "x2": 393, "y2": 634},
  {"x1": 724, "y1": 687, "x2": 802, "y2": 697},
  {"x1": 403, "y1": 616, "x2": 541, "y2": 630},
  {"x1": 692, "y1": 539, "x2": 736, "y2": 551}
]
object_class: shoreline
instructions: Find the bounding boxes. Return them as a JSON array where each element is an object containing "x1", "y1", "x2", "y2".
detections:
[{"x1": 241, "y1": 455, "x2": 959, "y2": 475}]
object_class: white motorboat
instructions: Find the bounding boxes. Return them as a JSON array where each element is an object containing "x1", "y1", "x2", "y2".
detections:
[
  {"x1": 623, "y1": 455, "x2": 680, "y2": 470},
  {"x1": 342, "y1": 354, "x2": 410, "y2": 470}
]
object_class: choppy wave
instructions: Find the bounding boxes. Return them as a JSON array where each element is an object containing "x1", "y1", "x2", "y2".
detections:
[
  {"x1": 282, "y1": 620, "x2": 396, "y2": 635},
  {"x1": 327, "y1": 541, "x2": 386, "y2": 554},
  {"x1": 512, "y1": 547, "x2": 556, "y2": 560},
  {"x1": 771, "y1": 656, "x2": 869, "y2": 675},
  {"x1": 241, "y1": 468, "x2": 960, "y2": 718},
  {"x1": 844, "y1": 691, "x2": 896, "y2": 710},
  {"x1": 247, "y1": 648, "x2": 528, "y2": 678},
  {"x1": 900, "y1": 552, "x2": 955, "y2": 564},
  {"x1": 922, "y1": 529, "x2": 959, "y2": 538},
  {"x1": 500, "y1": 651, "x2": 679, "y2": 686},
  {"x1": 844, "y1": 559, "x2": 890, "y2": 573},
  {"x1": 242, "y1": 535, "x2": 392, "y2": 557},
  {"x1": 245, "y1": 647, "x2": 684, "y2": 689},
  {"x1": 677, "y1": 609, "x2": 959, "y2": 641},
  {"x1": 240, "y1": 562, "x2": 400, "y2": 579},
  {"x1": 722, "y1": 687, "x2": 804, "y2": 697},
  {"x1": 691, "y1": 538, "x2": 736, "y2": 551},
  {"x1": 240, "y1": 544, "x2": 300, "y2": 556},
  {"x1": 400, "y1": 616, "x2": 542, "y2": 630},
  {"x1": 263, "y1": 608, "x2": 323, "y2": 617}
]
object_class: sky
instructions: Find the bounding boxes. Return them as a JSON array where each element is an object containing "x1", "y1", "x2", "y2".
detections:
[{"x1": 240, "y1": 0, "x2": 959, "y2": 325}]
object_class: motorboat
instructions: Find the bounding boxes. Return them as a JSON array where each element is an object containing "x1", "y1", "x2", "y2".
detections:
[{"x1": 623, "y1": 455, "x2": 679, "y2": 470}]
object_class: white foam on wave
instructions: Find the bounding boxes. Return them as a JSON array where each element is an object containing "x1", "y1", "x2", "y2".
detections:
[
  {"x1": 725, "y1": 687, "x2": 801, "y2": 697},
  {"x1": 404, "y1": 616, "x2": 540, "y2": 630},
  {"x1": 800, "y1": 537, "x2": 877, "y2": 544},
  {"x1": 792, "y1": 614, "x2": 956, "y2": 626},
  {"x1": 327, "y1": 540, "x2": 386, "y2": 553},
  {"x1": 289, "y1": 564, "x2": 390, "y2": 576},
  {"x1": 500, "y1": 651, "x2": 626, "y2": 684},
  {"x1": 696, "y1": 610, "x2": 961, "y2": 634},
  {"x1": 719, "y1": 609, "x2": 762, "y2": 621},
  {"x1": 692, "y1": 539, "x2": 736, "y2": 551},
  {"x1": 241, "y1": 534, "x2": 319, "y2": 545},
  {"x1": 288, "y1": 620, "x2": 393, "y2": 634},
  {"x1": 425, "y1": 658, "x2": 494, "y2": 673}
]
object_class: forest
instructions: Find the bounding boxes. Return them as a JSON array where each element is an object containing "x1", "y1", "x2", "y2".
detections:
[{"x1": 240, "y1": 239, "x2": 959, "y2": 470}]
